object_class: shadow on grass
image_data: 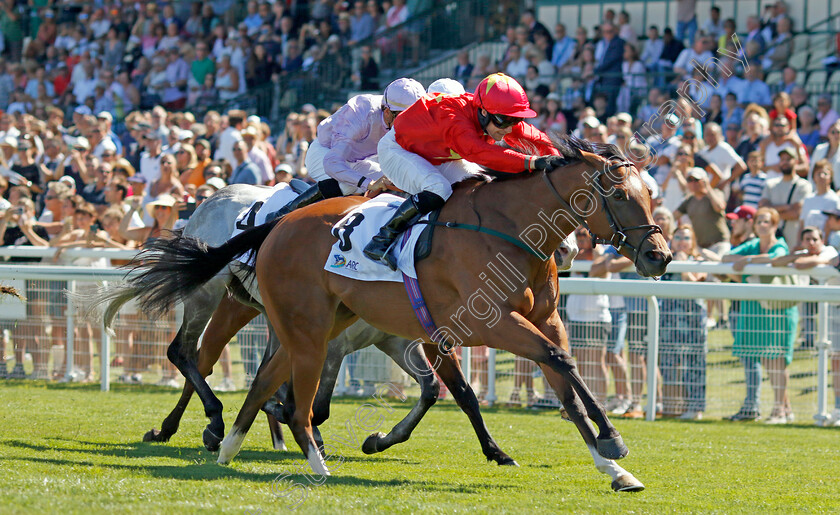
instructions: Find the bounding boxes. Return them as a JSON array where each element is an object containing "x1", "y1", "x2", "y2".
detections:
[
  {"x1": 0, "y1": 381, "x2": 202, "y2": 395},
  {"x1": 0, "y1": 454, "x2": 432, "y2": 487},
  {"x1": 2, "y1": 437, "x2": 420, "y2": 467}
]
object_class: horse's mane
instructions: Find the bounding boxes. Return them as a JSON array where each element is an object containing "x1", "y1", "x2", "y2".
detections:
[{"x1": 473, "y1": 133, "x2": 625, "y2": 184}]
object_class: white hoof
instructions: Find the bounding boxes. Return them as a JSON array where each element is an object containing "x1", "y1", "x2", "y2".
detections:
[
  {"x1": 611, "y1": 473, "x2": 645, "y2": 492},
  {"x1": 306, "y1": 442, "x2": 330, "y2": 477},
  {"x1": 274, "y1": 441, "x2": 288, "y2": 452},
  {"x1": 217, "y1": 427, "x2": 245, "y2": 465}
]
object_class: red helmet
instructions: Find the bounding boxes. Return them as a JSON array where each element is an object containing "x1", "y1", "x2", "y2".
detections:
[{"x1": 474, "y1": 73, "x2": 537, "y2": 118}]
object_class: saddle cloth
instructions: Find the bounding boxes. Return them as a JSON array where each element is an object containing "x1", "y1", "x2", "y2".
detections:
[
  {"x1": 323, "y1": 193, "x2": 429, "y2": 282},
  {"x1": 231, "y1": 182, "x2": 299, "y2": 266}
]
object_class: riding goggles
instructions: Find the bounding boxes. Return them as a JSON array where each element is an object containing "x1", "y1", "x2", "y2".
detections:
[{"x1": 487, "y1": 112, "x2": 522, "y2": 129}]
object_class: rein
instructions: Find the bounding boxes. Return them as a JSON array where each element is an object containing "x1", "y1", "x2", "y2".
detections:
[
  {"x1": 540, "y1": 160, "x2": 662, "y2": 268},
  {"x1": 415, "y1": 220, "x2": 549, "y2": 261}
]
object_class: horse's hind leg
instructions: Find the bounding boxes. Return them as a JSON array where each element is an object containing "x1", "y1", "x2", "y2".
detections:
[
  {"x1": 360, "y1": 337, "x2": 439, "y2": 455},
  {"x1": 143, "y1": 289, "x2": 217, "y2": 442},
  {"x1": 216, "y1": 332, "x2": 298, "y2": 466},
  {"x1": 145, "y1": 296, "x2": 237, "y2": 442},
  {"x1": 170, "y1": 290, "x2": 259, "y2": 451},
  {"x1": 423, "y1": 343, "x2": 517, "y2": 466},
  {"x1": 219, "y1": 298, "x2": 350, "y2": 476}
]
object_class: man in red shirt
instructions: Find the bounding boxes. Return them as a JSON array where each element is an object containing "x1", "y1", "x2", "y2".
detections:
[{"x1": 363, "y1": 73, "x2": 563, "y2": 269}]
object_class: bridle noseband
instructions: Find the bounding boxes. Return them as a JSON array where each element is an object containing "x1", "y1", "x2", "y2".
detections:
[{"x1": 541, "y1": 160, "x2": 662, "y2": 268}]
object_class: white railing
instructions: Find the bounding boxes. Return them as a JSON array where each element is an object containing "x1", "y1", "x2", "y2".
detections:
[
  {"x1": 0, "y1": 246, "x2": 138, "y2": 261},
  {"x1": 1, "y1": 255, "x2": 838, "y2": 425}
]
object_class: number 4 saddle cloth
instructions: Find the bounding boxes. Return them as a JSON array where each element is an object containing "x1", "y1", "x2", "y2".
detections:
[
  {"x1": 324, "y1": 193, "x2": 430, "y2": 282},
  {"x1": 232, "y1": 182, "x2": 299, "y2": 267}
]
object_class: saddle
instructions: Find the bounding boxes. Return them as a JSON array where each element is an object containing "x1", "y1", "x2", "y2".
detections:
[{"x1": 413, "y1": 209, "x2": 440, "y2": 263}]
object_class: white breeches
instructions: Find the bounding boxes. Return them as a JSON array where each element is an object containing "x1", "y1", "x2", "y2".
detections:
[
  {"x1": 377, "y1": 130, "x2": 482, "y2": 200},
  {"x1": 305, "y1": 139, "x2": 382, "y2": 195}
]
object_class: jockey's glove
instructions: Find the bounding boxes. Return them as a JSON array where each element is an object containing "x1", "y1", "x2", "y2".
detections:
[{"x1": 531, "y1": 155, "x2": 565, "y2": 172}]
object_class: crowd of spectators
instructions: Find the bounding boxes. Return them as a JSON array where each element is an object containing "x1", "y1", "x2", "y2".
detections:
[
  {"x1": 0, "y1": 0, "x2": 439, "y2": 123},
  {"x1": 0, "y1": 102, "x2": 328, "y2": 385}
]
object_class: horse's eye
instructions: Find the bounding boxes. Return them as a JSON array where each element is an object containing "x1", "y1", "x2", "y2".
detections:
[{"x1": 613, "y1": 190, "x2": 626, "y2": 201}]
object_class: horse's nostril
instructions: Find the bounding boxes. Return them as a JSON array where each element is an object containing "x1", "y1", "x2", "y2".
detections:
[{"x1": 645, "y1": 250, "x2": 667, "y2": 263}]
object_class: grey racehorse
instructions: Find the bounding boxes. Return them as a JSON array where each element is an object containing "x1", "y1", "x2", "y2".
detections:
[{"x1": 99, "y1": 183, "x2": 577, "y2": 463}]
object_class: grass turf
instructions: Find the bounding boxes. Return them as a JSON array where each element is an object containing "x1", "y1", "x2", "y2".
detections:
[{"x1": 0, "y1": 382, "x2": 838, "y2": 514}]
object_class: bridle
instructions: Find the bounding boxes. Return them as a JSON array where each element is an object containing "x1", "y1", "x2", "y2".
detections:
[{"x1": 541, "y1": 159, "x2": 662, "y2": 268}]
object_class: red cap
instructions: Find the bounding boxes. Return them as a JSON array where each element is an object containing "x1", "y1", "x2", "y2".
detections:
[
  {"x1": 474, "y1": 73, "x2": 537, "y2": 118},
  {"x1": 726, "y1": 205, "x2": 757, "y2": 220}
]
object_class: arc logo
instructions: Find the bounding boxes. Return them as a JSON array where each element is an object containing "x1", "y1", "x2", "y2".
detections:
[{"x1": 330, "y1": 254, "x2": 347, "y2": 268}]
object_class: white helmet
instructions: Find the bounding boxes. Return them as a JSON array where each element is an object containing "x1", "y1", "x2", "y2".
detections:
[
  {"x1": 428, "y1": 78, "x2": 465, "y2": 96},
  {"x1": 382, "y1": 78, "x2": 426, "y2": 111}
]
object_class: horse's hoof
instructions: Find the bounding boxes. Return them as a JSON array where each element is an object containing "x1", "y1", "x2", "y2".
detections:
[
  {"x1": 362, "y1": 432, "x2": 385, "y2": 454},
  {"x1": 493, "y1": 456, "x2": 519, "y2": 467},
  {"x1": 611, "y1": 474, "x2": 645, "y2": 492},
  {"x1": 274, "y1": 440, "x2": 288, "y2": 452},
  {"x1": 597, "y1": 435, "x2": 629, "y2": 460},
  {"x1": 143, "y1": 428, "x2": 170, "y2": 442},
  {"x1": 203, "y1": 427, "x2": 223, "y2": 452}
]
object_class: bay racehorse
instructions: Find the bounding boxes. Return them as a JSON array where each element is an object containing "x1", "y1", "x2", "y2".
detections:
[
  {"x1": 128, "y1": 137, "x2": 671, "y2": 491},
  {"x1": 100, "y1": 183, "x2": 526, "y2": 464}
]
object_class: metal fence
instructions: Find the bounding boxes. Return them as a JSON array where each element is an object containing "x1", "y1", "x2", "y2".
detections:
[{"x1": 2, "y1": 252, "x2": 840, "y2": 426}]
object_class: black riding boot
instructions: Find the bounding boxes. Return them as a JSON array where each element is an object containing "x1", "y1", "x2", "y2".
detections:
[
  {"x1": 363, "y1": 191, "x2": 445, "y2": 270},
  {"x1": 264, "y1": 184, "x2": 325, "y2": 222}
]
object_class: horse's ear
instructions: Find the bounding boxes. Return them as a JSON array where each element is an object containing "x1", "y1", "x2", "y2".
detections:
[{"x1": 577, "y1": 150, "x2": 608, "y2": 172}]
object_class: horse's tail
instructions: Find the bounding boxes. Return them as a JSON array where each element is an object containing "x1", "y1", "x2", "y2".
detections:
[{"x1": 125, "y1": 220, "x2": 278, "y2": 318}]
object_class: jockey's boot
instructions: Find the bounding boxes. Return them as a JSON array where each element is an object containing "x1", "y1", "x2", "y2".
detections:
[
  {"x1": 265, "y1": 184, "x2": 324, "y2": 222},
  {"x1": 363, "y1": 191, "x2": 445, "y2": 270}
]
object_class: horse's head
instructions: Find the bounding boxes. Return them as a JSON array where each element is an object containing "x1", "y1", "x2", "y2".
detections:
[{"x1": 573, "y1": 150, "x2": 671, "y2": 277}]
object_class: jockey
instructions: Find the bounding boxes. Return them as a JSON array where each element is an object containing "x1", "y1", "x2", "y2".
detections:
[
  {"x1": 363, "y1": 72, "x2": 562, "y2": 269},
  {"x1": 264, "y1": 77, "x2": 426, "y2": 219}
]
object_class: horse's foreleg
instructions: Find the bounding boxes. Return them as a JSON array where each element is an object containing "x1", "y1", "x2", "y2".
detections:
[
  {"x1": 423, "y1": 342, "x2": 517, "y2": 466},
  {"x1": 359, "y1": 337, "x2": 439, "y2": 455},
  {"x1": 537, "y1": 315, "x2": 643, "y2": 491},
  {"x1": 487, "y1": 311, "x2": 625, "y2": 459}
]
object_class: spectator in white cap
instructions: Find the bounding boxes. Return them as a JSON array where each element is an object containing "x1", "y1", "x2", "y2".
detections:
[
  {"x1": 58, "y1": 175, "x2": 76, "y2": 194},
  {"x1": 139, "y1": 128, "x2": 166, "y2": 183},
  {"x1": 165, "y1": 126, "x2": 181, "y2": 155},
  {"x1": 214, "y1": 109, "x2": 246, "y2": 169},
  {"x1": 674, "y1": 167, "x2": 731, "y2": 254},
  {"x1": 97, "y1": 111, "x2": 122, "y2": 155},
  {"x1": 241, "y1": 126, "x2": 273, "y2": 184},
  {"x1": 204, "y1": 176, "x2": 227, "y2": 192},
  {"x1": 89, "y1": 123, "x2": 117, "y2": 159},
  {"x1": 273, "y1": 163, "x2": 294, "y2": 183}
]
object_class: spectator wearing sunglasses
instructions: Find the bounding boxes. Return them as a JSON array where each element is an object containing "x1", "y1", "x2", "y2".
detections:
[{"x1": 674, "y1": 167, "x2": 731, "y2": 255}]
